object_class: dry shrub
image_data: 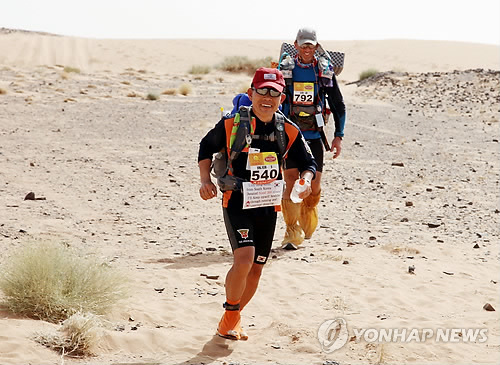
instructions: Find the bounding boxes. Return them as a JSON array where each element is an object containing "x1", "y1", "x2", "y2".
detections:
[
  {"x1": 162, "y1": 88, "x2": 177, "y2": 95},
  {"x1": 146, "y1": 92, "x2": 159, "y2": 100},
  {"x1": 188, "y1": 65, "x2": 211, "y2": 75},
  {"x1": 179, "y1": 83, "x2": 192, "y2": 96},
  {"x1": 34, "y1": 312, "x2": 103, "y2": 357},
  {"x1": 359, "y1": 68, "x2": 379, "y2": 81},
  {"x1": 63, "y1": 66, "x2": 80, "y2": 74},
  {"x1": 217, "y1": 56, "x2": 273, "y2": 75},
  {"x1": 0, "y1": 241, "x2": 128, "y2": 323}
]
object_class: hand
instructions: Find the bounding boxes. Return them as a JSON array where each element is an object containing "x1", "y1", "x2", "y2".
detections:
[
  {"x1": 199, "y1": 181, "x2": 217, "y2": 200},
  {"x1": 330, "y1": 136, "x2": 342, "y2": 159}
]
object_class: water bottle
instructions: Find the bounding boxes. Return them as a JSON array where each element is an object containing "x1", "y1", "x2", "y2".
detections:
[
  {"x1": 290, "y1": 178, "x2": 309, "y2": 203},
  {"x1": 279, "y1": 54, "x2": 294, "y2": 80}
]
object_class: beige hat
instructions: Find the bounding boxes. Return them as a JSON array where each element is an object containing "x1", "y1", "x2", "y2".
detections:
[{"x1": 296, "y1": 27, "x2": 317, "y2": 46}]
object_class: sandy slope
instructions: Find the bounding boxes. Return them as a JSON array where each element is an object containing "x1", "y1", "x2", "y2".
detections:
[{"x1": 0, "y1": 32, "x2": 499, "y2": 365}]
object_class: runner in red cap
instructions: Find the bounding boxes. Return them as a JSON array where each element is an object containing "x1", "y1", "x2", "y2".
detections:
[{"x1": 198, "y1": 67, "x2": 317, "y2": 340}]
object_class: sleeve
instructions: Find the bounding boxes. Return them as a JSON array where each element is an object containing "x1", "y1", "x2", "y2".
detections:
[
  {"x1": 286, "y1": 127, "x2": 317, "y2": 178},
  {"x1": 324, "y1": 75, "x2": 346, "y2": 138},
  {"x1": 197, "y1": 119, "x2": 227, "y2": 162}
]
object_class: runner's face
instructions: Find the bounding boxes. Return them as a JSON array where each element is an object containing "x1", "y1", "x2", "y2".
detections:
[
  {"x1": 296, "y1": 42, "x2": 317, "y2": 64},
  {"x1": 248, "y1": 87, "x2": 285, "y2": 123}
]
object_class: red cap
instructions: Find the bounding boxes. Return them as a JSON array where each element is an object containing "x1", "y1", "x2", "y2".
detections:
[{"x1": 251, "y1": 67, "x2": 285, "y2": 93}]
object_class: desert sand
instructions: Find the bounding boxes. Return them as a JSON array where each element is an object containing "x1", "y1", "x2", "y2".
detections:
[{"x1": 0, "y1": 30, "x2": 499, "y2": 365}]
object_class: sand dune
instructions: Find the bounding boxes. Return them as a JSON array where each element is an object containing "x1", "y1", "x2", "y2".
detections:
[
  {"x1": 1, "y1": 31, "x2": 498, "y2": 80},
  {"x1": 0, "y1": 31, "x2": 499, "y2": 365}
]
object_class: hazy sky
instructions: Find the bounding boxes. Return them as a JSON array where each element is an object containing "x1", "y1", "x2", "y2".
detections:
[{"x1": 1, "y1": 0, "x2": 499, "y2": 45}]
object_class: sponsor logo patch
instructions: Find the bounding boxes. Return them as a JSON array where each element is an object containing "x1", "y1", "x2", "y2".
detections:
[
  {"x1": 256, "y1": 255, "x2": 267, "y2": 263},
  {"x1": 237, "y1": 229, "x2": 250, "y2": 239}
]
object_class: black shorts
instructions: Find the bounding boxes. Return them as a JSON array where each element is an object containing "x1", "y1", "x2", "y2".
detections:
[
  {"x1": 285, "y1": 138, "x2": 324, "y2": 172},
  {"x1": 223, "y1": 208, "x2": 277, "y2": 265}
]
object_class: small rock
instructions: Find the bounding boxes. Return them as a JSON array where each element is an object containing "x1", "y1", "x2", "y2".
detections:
[
  {"x1": 405, "y1": 201, "x2": 413, "y2": 207},
  {"x1": 205, "y1": 247, "x2": 217, "y2": 251},
  {"x1": 473, "y1": 243, "x2": 480, "y2": 249},
  {"x1": 206, "y1": 275, "x2": 219, "y2": 280},
  {"x1": 408, "y1": 265, "x2": 415, "y2": 274},
  {"x1": 342, "y1": 260, "x2": 349, "y2": 265},
  {"x1": 427, "y1": 223, "x2": 441, "y2": 228},
  {"x1": 271, "y1": 344, "x2": 281, "y2": 349},
  {"x1": 483, "y1": 303, "x2": 495, "y2": 311},
  {"x1": 443, "y1": 271, "x2": 454, "y2": 275},
  {"x1": 24, "y1": 192, "x2": 36, "y2": 200},
  {"x1": 392, "y1": 162, "x2": 404, "y2": 167},
  {"x1": 401, "y1": 217, "x2": 409, "y2": 222},
  {"x1": 154, "y1": 288, "x2": 165, "y2": 293}
]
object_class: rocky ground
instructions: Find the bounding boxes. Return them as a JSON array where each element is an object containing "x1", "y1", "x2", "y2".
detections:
[{"x1": 352, "y1": 68, "x2": 499, "y2": 124}]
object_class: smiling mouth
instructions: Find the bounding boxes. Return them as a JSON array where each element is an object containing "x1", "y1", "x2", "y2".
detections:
[{"x1": 261, "y1": 103, "x2": 272, "y2": 108}]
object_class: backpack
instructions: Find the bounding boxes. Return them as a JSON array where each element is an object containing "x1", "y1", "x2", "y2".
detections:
[{"x1": 211, "y1": 106, "x2": 288, "y2": 192}]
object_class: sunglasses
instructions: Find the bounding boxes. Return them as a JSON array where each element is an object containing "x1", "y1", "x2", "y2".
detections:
[
  {"x1": 254, "y1": 87, "x2": 282, "y2": 97},
  {"x1": 300, "y1": 44, "x2": 316, "y2": 50}
]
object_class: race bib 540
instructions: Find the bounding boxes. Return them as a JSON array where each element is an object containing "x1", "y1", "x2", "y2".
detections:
[{"x1": 248, "y1": 152, "x2": 279, "y2": 184}]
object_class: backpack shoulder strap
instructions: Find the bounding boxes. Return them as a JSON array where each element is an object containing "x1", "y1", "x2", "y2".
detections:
[
  {"x1": 226, "y1": 106, "x2": 252, "y2": 170},
  {"x1": 274, "y1": 111, "x2": 287, "y2": 156},
  {"x1": 276, "y1": 110, "x2": 300, "y2": 158}
]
